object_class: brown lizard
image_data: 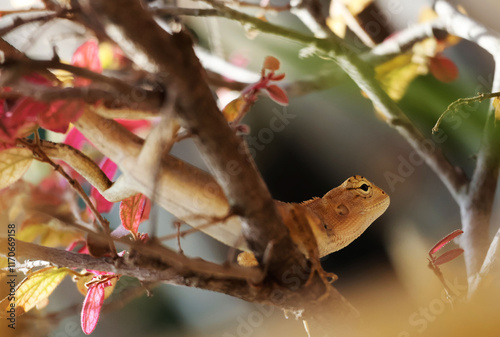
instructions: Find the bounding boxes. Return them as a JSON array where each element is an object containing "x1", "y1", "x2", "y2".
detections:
[
  {"x1": 74, "y1": 112, "x2": 390, "y2": 260},
  {"x1": 238, "y1": 175, "x2": 390, "y2": 266}
]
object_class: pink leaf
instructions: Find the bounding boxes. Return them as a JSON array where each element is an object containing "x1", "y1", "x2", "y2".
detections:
[
  {"x1": 433, "y1": 248, "x2": 464, "y2": 266},
  {"x1": 38, "y1": 100, "x2": 85, "y2": 134},
  {"x1": 81, "y1": 282, "x2": 105, "y2": 335},
  {"x1": 115, "y1": 119, "x2": 151, "y2": 132},
  {"x1": 429, "y1": 229, "x2": 463, "y2": 257},
  {"x1": 71, "y1": 40, "x2": 102, "y2": 86},
  {"x1": 91, "y1": 158, "x2": 118, "y2": 213},
  {"x1": 429, "y1": 55, "x2": 459, "y2": 83},
  {"x1": 64, "y1": 127, "x2": 89, "y2": 150},
  {"x1": 264, "y1": 84, "x2": 289, "y2": 106},
  {"x1": 120, "y1": 193, "x2": 151, "y2": 236}
]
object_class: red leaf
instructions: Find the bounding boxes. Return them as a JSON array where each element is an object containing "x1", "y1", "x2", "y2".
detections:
[
  {"x1": 433, "y1": 248, "x2": 464, "y2": 266},
  {"x1": 429, "y1": 229, "x2": 463, "y2": 257},
  {"x1": 263, "y1": 56, "x2": 280, "y2": 71},
  {"x1": 429, "y1": 55, "x2": 459, "y2": 83},
  {"x1": 24, "y1": 73, "x2": 52, "y2": 86},
  {"x1": 38, "y1": 100, "x2": 85, "y2": 133},
  {"x1": 120, "y1": 193, "x2": 151, "y2": 236},
  {"x1": 81, "y1": 282, "x2": 105, "y2": 335},
  {"x1": 0, "y1": 98, "x2": 41, "y2": 143},
  {"x1": 91, "y1": 158, "x2": 118, "y2": 213},
  {"x1": 71, "y1": 40, "x2": 102, "y2": 86},
  {"x1": 270, "y1": 73, "x2": 286, "y2": 81},
  {"x1": 265, "y1": 85, "x2": 289, "y2": 106}
]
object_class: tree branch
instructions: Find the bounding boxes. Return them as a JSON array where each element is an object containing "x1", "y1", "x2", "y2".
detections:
[
  {"x1": 0, "y1": 237, "x2": 356, "y2": 325},
  {"x1": 366, "y1": 19, "x2": 445, "y2": 64},
  {"x1": 80, "y1": 0, "x2": 307, "y2": 281},
  {"x1": 0, "y1": 81, "x2": 162, "y2": 113},
  {"x1": 435, "y1": 0, "x2": 500, "y2": 279},
  {"x1": 73, "y1": 0, "x2": 359, "y2": 331},
  {"x1": 0, "y1": 238, "x2": 261, "y2": 282},
  {"x1": 197, "y1": 0, "x2": 468, "y2": 203}
]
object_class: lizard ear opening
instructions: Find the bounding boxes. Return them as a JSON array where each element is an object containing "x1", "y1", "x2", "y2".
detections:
[{"x1": 336, "y1": 204, "x2": 349, "y2": 216}]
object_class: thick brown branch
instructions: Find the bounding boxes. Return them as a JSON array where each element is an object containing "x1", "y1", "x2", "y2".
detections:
[
  {"x1": 0, "y1": 238, "x2": 260, "y2": 282},
  {"x1": 80, "y1": 0, "x2": 306, "y2": 282},
  {"x1": 1, "y1": 84, "x2": 161, "y2": 113},
  {"x1": 0, "y1": 237, "x2": 356, "y2": 327},
  {"x1": 73, "y1": 1, "x2": 359, "y2": 331}
]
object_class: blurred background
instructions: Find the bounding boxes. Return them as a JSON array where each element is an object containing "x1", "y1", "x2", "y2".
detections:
[{"x1": 2, "y1": 0, "x2": 500, "y2": 336}]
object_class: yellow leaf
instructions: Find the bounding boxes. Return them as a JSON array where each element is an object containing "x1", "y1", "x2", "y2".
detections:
[
  {"x1": 75, "y1": 273, "x2": 94, "y2": 296},
  {"x1": 494, "y1": 97, "x2": 500, "y2": 120},
  {"x1": 418, "y1": 7, "x2": 438, "y2": 22},
  {"x1": 0, "y1": 148, "x2": 33, "y2": 190},
  {"x1": 375, "y1": 53, "x2": 427, "y2": 101},
  {"x1": 18, "y1": 220, "x2": 83, "y2": 248},
  {"x1": 345, "y1": 0, "x2": 372, "y2": 15},
  {"x1": 99, "y1": 42, "x2": 115, "y2": 69},
  {"x1": 74, "y1": 272, "x2": 117, "y2": 300},
  {"x1": 326, "y1": 16, "x2": 346, "y2": 38},
  {"x1": 0, "y1": 266, "x2": 68, "y2": 316},
  {"x1": 222, "y1": 97, "x2": 247, "y2": 122}
]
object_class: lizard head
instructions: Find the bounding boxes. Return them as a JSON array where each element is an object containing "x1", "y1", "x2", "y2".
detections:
[{"x1": 307, "y1": 175, "x2": 390, "y2": 256}]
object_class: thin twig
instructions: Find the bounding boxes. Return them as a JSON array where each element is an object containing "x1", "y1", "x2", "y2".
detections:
[
  {"x1": 436, "y1": 0, "x2": 500, "y2": 279},
  {"x1": 290, "y1": 0, "x2": 337, "y2": 39},
  {"x1": 232, "y1": 0, "x2": 291, "y2": 12},
  {"x1": 16, "y1": 137, "x2": 118, "y2": 257},
  {"x1": 2, "y1": 58, "x2": 133, "y2": 93},
  {"x1": 329, "y1": 0, "x2": 375, "y2": 48},
  {"x1": 0, "y1": 11, "x2": 65, "y2": 37},
  {"x1": 432, "y1": 92, "x2": 500, "y2": 133},
  {"x1": 150, "y1": 6, "x2": 221, "y2": 17},
  {"x1": 159, "y1": 213, "x2": 235, "y2": 242},
  {"x1": 365, "y1": 19, "x2": 445, "y2": 64}
]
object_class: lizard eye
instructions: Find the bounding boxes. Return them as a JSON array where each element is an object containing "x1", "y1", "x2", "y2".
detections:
[{"x1": 354, "y1": 181, "x2": 372, "y2": 197}]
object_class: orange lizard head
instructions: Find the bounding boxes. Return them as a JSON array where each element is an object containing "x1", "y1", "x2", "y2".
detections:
[{"x1": 305, "y1": 175, "x2": 390, "y2": 256}]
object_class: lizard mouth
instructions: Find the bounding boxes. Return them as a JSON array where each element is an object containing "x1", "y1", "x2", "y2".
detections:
[{"x1": 365, "y1": 195, "x2": 390, "y2": 214}]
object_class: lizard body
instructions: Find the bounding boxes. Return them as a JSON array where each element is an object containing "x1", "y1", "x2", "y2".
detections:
[
  {"x1": 74, "y1": 112, "x2": 389, "y2": 257},
  {"x1": 238, "y1": 175, "x2": 390, "y2": 266}
]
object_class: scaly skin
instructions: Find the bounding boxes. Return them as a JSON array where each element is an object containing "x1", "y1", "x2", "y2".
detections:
[
  {"x1": 297, "y1": 175, "x2": 390, "y2": 257},
  {"x1": 238, "y1": 175, "x2": 390, "y2": 267}
]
